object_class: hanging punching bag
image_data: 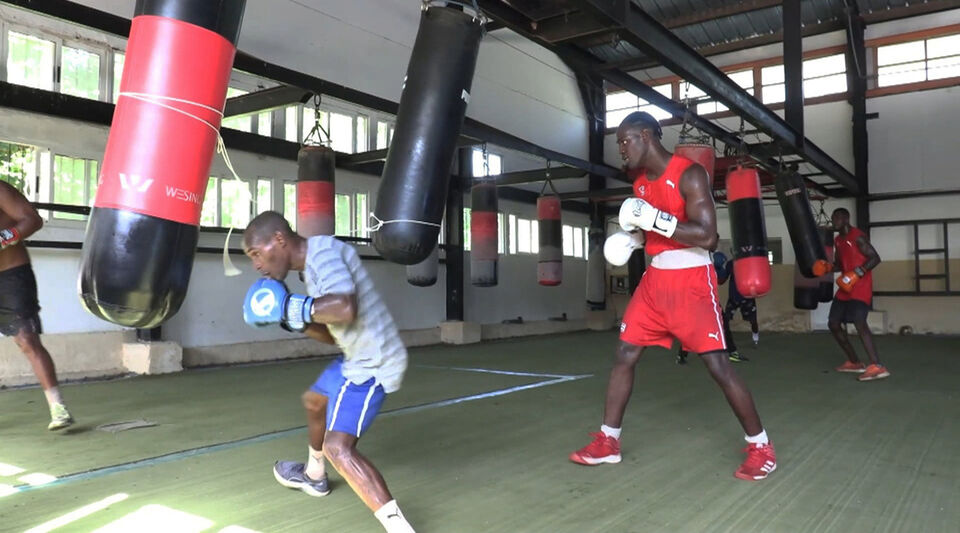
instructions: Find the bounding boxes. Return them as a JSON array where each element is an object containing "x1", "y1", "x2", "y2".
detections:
[
  {"x1": 775, "y1": 170, "x2": 829, "y2": 278},
  {"x1": 794, "y1": 262, "x2": 820, "y2": 310},
  {"x1": 470, "y1": 180, "x2": 498, "y2": 287},
  {"x1": 586, "y1": 226, "x2": 606, "y2": 310},
  {"x1": 372, "y1": 5, "x2": 483, "y2": 265},
  {"x1": 297, "y1": 145, "x2": 336, "y2": 237},
  {"x1": 675, "y1": 143, "x2": 716, "y2": 186},
  {"x1": 79, "y1": 0, "x2": 246, "y2": 328},
  {"x1": 727, "y1": 166, "x2": 771, "y2": 298},
  {"x1": 406, "y1": 246, "x2": 439, "y2": 287},
  {"x1": 538, "y1": 195, "x2": 562, "y2": 286},
  {"x1": 818, "y1": 226, "x2": 835, "y2": 302}
]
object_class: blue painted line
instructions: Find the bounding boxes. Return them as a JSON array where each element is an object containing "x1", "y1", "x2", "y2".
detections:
[{"x1": 12, "y1": 369, "x2": 591, "y2": 494}]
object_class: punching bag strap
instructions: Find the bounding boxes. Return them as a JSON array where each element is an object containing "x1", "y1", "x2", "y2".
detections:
[
  {"x1": 423, "y1": 0, "x2": 486, "y2": 28},
  {"x1": 118, "y1": 91, "x2": 253, "y2": 277}
]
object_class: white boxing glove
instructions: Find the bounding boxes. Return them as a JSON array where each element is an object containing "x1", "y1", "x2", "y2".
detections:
[
  {"x1": 619, "y1": 197, "x2": 678, "y2": 238},
  {"x1": 603, "y1": 231, "x2": 643, "y2": 266}
]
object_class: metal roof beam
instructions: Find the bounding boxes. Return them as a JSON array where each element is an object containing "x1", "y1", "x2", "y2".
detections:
[{"x1": 223, "y1": 85, "x2": 312, "y2": 117}]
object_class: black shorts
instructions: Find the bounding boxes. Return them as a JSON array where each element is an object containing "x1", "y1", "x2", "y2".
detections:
[
  {"x1": 829, "y1": 298, "x2": 870, "y2": 325},
  {"x1": 0, "y1": 263, "x2": 42, "y2": 336},
  {"x1": 725, "y1": 298, "x2": 757, "y2": 321}
]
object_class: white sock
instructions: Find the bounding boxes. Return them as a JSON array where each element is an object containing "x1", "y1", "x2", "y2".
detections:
[
  {"x1": 752, "y1": 332, "x2": 759, "y2": 342},
  {"x1": 44, "y1": 387, "x2": 64, "y2": 408},
  {"x1": 374, "y1": 500, "x2": 415, "y2": 533},
  {"x1": 600, "y1": 424, "x2": 621, "y2": 440},
  {"x1": 745, "y1": 430, "x2": 769, "y2": 446},
  {"x1": 305, "y1": 446, "x2": 325, "y2": 480}
]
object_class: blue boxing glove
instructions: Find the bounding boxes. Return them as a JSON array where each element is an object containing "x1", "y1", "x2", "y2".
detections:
[{"x1": 243, "y1": 278, "x2": 314, "y2": 331}]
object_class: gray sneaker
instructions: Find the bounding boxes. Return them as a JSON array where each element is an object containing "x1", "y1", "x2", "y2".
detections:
[
  {"x1": 48, "y1": 403, "x2": 74, "y2": 431},
  {"x1": 273, "y1": 461, "x2": 330, "y2": 497}
]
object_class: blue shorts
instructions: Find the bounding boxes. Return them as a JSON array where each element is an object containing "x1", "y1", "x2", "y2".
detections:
[{"x1": 310, "y1": 358, "x2": 386, "y2": 438}]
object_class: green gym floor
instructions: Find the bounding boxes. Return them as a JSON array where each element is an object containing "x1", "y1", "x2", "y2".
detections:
[{"x1": 1, "y1": 331, "x2": 958, "y2": 533}]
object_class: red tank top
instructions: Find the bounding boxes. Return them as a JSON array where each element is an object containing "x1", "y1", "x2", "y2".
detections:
[
  {"x1": 835, "y1": 226, "x2": 873, "y2": 303},
  {"x1": 632, "y1": 155, "x2": 694, "y2": 256}
]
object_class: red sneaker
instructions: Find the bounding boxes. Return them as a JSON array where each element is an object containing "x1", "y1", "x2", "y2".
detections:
[
  {"x1": 569, "y1": 432, "x2": 621, "y2": 465},
  {"x1": 858, "y1": 364, "x2": 890, "y2": 381},
  {"x1": 835, "y1": 361, "x2": 866, "y2": 373},
  {"x1": 735, "y1": 442, "x2": 777, "y2": 481}
]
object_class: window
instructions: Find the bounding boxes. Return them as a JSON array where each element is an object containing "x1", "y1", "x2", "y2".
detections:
[
  {"x1": 355, "y1": 193, "x2": 369, "y2": 238},
  {"x1": 356, "y1": 116, "x2": 369, "y2": 153},
  {"x1": 221, "y1": 88, "x2": 252, "y2": 132},
  {"x1": 761, "y1": 65, "x2": 785, "y2": 104},
  {"x1": 376, "y1": 121, "x2": 394, "y2": 150},
  {"x1": 256, "y1": 179, "x2": 272, "y2": 214},
  {"x1": 285, "y1": 106, "x2": 299, "y2": 142},
  {"x1": 335, "y1": 194, "x2": 351, "y2": 236},
  {"x1": 562, "y1": 224, "x2": 574, "y2": 256},
  {"x1": 684, "y1": 71, "x2": 753, "y2": 114},
  {"x1": 283, "y1": 182, "x2": 297, "y2": 230},
  {"x1": 329, "y1": 112, "x2": 354, "y2": 153},
  {"x1": 112, "y1": 51, "x2": 125, "y2": 103},
  {"x1": 463, "y1": 208, "x2": 472, "y2": 251},
  {"x1": 0, "y1": 141, "x2": 37, "y2": 194},
  {"x1": 472, "y1": 149, "x2": 502, "y2": 177},
  {"x1": 517, "y1": 218, "x2": 531, "y2": 254},
  {"x1": 508, "y1": 214, "x2": 517, "y2": 254},
  {"x1": 60, "y1": 46, "x2": 101, "y2": 100},
  {"x1": 52, "y1": 155, "x2": 97, "y2": 220},
  {"x1": 803, "y1": 54, "x2": 847, "y2": 97},
  {"x1": 531, "y1": 220, "x2": 539, "y2": 253},
  {"x1": 200, "y1": 178, "x2": 219, "y2": 227},
  {"x1": 497, "y1": 213, "x2": 505, "y2": 254},
  {"x1": 878, "y1": 34, "x2": 960, "y2": 87},
  {"x1": 605, "y1": 83, "x2": 672, "y2": 125},
  {"x1": 573, "y1": 227, "x2": 584, "y2": 258},
  {"x1": 220, "y1": 178, "x2": 251, "y2": 229},
  {"x1": 6, "y1": 31, "x2": 55, "y2": 91},
  {"x1": 257, "y1": 112, "x2": 272, "y2": 137}
]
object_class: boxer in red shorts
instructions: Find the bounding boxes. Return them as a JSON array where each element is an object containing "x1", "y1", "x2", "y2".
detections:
[{"x1": 571, "y1": 112, "x2": 776, "y2": 481}]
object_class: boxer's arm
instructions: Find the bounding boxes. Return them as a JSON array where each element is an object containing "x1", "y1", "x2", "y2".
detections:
[
  {"x1": 303, "y1": 323, "x2": 336, "y2": 344},
  {"x1": 0, "y1": 181, "x2": 42, "y2": 243},
  {"x1": 673, "y1": 164, "x2": 719, "y2": 250},
  {"x1": 308, "y1": 294, "x2": 357, "y2": 325},
  {"x1": 856, "y1": 235, "x2": 881, "y2": 272}
]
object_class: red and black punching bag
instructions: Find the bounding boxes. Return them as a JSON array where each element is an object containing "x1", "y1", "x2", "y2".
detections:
[
  {"x1": 794, "y1": 262, "x2": 820, "y2": 310},
  {"x1": 726, "y1": 166, "x2": 771, "y2": 298},
  {"x1": 817, "y1": 226, "x2": 835, "y2": 302},
  {"x1": 79, "y1": 0, "x2": 245, "y2": 328},
  {"x1": 470, "y1": 180, "x2": 498, "y2": 287},
  {"x1": 775, "y1": 170, "x2": 830, "y2": 278},
  {"x1": 372, "y1": 5, "x2": 483, "y2": 265},
  {"x1": 538, "y1": 195, "x2": 562, "y2": 286},
  {"x1": 406, "y1": 246, "x2": 439, "y2": 287},
  {"x1": 586, "y1": 226, "x2": 606, "y2": 309},
  {"x1": 297, "y1": 145, "x2": 335, "y2": 237},
  {"x1": 675, "y1": 143, "x2": 715, "y2": 187}
]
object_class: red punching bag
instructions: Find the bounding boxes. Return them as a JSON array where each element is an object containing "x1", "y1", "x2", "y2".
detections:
[
  {"x1": 79, "y1": 0, "x2": 246, "y2": 328},
  {"x1": 471, "y1": 181, "x2": 498, "y2": 287},
  {"x1": 675, "y1": 143, "x2": 715, "y2": 186},
  {"x1": 726, "y1": 166, "x2": 771, "y2": 298},
  {"x1": 537, "y1": 195, "x2": 562, "y2": 286},
  {"x1": 296, "y1": 145, "x2": 335, "y2": 237}
]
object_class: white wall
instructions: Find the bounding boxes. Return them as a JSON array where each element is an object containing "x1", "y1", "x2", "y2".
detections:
[{"x1": 69, "y1": 0, "x2": 588, "y2": 160}]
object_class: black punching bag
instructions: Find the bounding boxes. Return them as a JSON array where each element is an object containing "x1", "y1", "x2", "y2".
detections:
[
  {"x1": 79, "y1": 0, "x2": 245, "y2": 328},
  {"x1": 776, "y1": 171, "x2": 829, "y2": 278},
  {"x1": 586, "y1": 227, "x2": 606, "y2": 310},
  {"x1": 794, "y1": 262, "x2": 820, "y2": 310},
  {"x1": 372, "y1": 5, "x2": 483, "y2": 265},
  {"x1": 817, "y1": 226, "x2": 835, "y2": 302},
  {"x1": 406, "y1": 246, "x2": 439, "y2": 287}
]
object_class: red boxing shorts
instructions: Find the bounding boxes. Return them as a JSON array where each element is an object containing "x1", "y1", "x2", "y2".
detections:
[{"x1": 620, "y1": 248, "x2": 727, "y2": 354}]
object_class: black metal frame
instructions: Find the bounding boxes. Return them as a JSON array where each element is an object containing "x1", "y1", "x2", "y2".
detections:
[{"x1": 870, "y1": 218, "x2": 959, "y2": 296}]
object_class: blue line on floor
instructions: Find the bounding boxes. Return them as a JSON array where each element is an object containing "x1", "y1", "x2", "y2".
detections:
[{"x1": 12, "y1": 369, "x2": 591, "y2": 495}]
